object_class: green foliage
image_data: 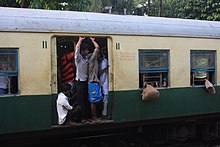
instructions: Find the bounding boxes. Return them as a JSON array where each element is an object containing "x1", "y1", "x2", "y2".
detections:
[
  {"x1": 201, "y1": 0, "x2": 220, "y2": 21},
  {"x1": 149, "y1": 0, "x2": 161, "y2": 16},
  {"x1": 67, "y1": 0, "x2": 91, "y2": 11},
  {"x1": 179, "y1": 0, "x2": 220, "y2": 21},
  {"x1": 91, "y1": 0, "x2": 145, "y2": 15},
  {"x1": 161, "y1": 0, "x2": 182, "y2": 18},
  {"x1": 28, "y1": 0, "x2": 60, "y2": 9},
  {"x1": 0, "y1": 0, "x2": 19, "y2": 7},
  {"x1": 0, "y1": 0, "x2": 219, "y2": 21},
  {"x1": 178, "y1": 0, "x2": 204, "y2": 19}
]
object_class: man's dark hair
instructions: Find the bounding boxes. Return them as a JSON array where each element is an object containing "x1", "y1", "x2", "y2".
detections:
[
  {"x1": 61, "y1": 84, "x2": 71, "y2": 92},
  {"x1": 80, "y1": 43, "x2": 89, "y2": 52}
]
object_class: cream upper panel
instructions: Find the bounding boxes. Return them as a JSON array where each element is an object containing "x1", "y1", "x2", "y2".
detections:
[
  {"x1": 0, "y1": 32, "x2": 51, "y2": 95},
  {"x1": 112, "y1": 36, "x2": 219, "y2": 91}
]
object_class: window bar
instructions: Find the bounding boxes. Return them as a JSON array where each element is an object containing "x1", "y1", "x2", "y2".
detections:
[{"x1": 8, "y1": 76, "x2": 11, "y2": 94}]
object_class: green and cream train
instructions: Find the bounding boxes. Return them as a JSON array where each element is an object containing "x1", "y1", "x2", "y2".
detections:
[{"x1": 1, "y1": 7, "x2": 220, "y2": 141}]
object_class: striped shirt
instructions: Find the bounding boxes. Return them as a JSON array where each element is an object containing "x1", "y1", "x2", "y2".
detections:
[{"x1": 61, "y1": 52, "x2": 75, "y2": 84}]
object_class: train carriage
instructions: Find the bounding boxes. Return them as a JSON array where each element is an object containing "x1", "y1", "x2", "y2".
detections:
[{"x1": 1, "y1": 6, "x2": 220, "y2": 143}]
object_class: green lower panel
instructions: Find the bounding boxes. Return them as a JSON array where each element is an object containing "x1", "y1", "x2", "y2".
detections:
[
  {"x1": 111, "y1": 87, "x2": 220, "y2": 122},
  {"x1": 2, "y1": 87, "x2": 219, "y2": 134},
  {"x1": 0, "y1": 95, "x2": 52, "y2": 134}
]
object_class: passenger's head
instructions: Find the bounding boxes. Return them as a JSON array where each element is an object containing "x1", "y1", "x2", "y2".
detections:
[
  {"x1": 61, "y1": 84, "x2": 71, "y2": 94},
  {"x1": 80, "y1": 43, "x2": 89, "y2": 56},
  {"x1": 162, "y1": 77, "x2": 168, "y2": 87},
  {"x1": 99, "y1": 47, "x2": 107, "y2": 62}
]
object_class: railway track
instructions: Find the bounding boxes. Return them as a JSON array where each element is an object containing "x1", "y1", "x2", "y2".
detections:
[{"x1": 23, "y1": 132, "x2": 220, "y2": 147}]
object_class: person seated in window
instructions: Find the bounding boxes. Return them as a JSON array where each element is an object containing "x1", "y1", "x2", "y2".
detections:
[
  {"x1": 0, "y1": 62, "x2": 9, "y2": 95},
  {"x1": 162, "y1": 77, "x2": 168, "y2": 87},
  {"x1": 149, "y1": 81, "x2": 159, "y2": 87},
  {"x1": 142, "y1": 81, "x2": 160, "y2": 101},
  {"x1": 194, "y1": 71, "x2": 207, "y2": 85},
  {"x1": 205, "y1": 79, "x2": 215, "y2": 95}
]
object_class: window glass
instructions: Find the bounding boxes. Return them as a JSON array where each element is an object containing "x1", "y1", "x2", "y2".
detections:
[
  {"x1": 140, "y1": 52, "x2": 168, "y2": 69},
  {"x1": 0, "y1": 54, "x2": 17, "y2": 73},
  {"x1": 191, "y1": 52, "x2": 215, "y2": 69}
]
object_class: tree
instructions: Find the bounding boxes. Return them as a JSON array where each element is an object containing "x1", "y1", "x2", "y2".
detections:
[
  {"x1": 158, "y1": 0, "x2": 162, "y2": 16},
  {"x1": 161, "y1": 0, "x2": 183, "y2": 18},
  {"x1": 147, "y1": 0, "x2": 151, "y2": 15},
  {"x1": 0, "y1": 0, "x2": 20, "y2": 7},
  {"x1": 178, "y1": 0, "x2": 204, "y2": 19},
  {"x1": 1, "y1": 0, "x2": 220, "y2": 21},
  {"x1": 16, "y1": 0, "x2": 30, "y2": 8},
  {"x1": 89, "y1": 0, "x2": 103, "y2": 12},
  {"x1": 178, "y1": 0, "x2": 220, "y2": 21},
  {"x1": 201, "y1": 0, "x2": 220, "y2": 21}
]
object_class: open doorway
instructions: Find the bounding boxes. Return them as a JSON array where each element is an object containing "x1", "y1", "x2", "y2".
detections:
[
  {"x1": 56, "y1": 36, "x2": 108, "y2": 91},
  {"x1": 55, "y1": 36, "x2": 109, "y2": 123}
]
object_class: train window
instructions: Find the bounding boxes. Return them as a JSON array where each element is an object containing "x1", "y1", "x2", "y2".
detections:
[
  {"x1": 190, "y1": 50, "x2": 215, "y2": 86},
  {"x1": 139, "y1": 50, "x2": 169, "y2": 88},
  {"x1": 0, "y1": 49, "x2": 18, "y2": 95}
]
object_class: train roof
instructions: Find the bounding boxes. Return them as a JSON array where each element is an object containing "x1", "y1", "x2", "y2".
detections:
[{"x1": 0, "y1": 7, "x2": 220, "y2": 38}]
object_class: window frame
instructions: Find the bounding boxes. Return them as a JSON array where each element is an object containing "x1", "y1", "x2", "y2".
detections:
[
  {"x1": 139, "y1": 50, "x2": 169, "y2": 88},
  {"x1": 0, "y1": 49, "x2": 18, "y2": 76},
  {"x1": 190, "y1": 50, "x2": 216, "y2": 86},
  {"x1": 0, "y1": 49, "x2": 19, "y2": 95}
]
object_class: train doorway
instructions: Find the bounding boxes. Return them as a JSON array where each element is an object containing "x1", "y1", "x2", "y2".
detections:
[
  {"x1": 56, "y1": 36, "x2": 108, "y2": 92},
  {"x1": 53, "y1": 36, "x2": 109, "y2": 123}
]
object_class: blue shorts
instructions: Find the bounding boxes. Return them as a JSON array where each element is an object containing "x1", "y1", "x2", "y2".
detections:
[{"x1": 88, "y1": 82, "x2": 103, "y2": 103}]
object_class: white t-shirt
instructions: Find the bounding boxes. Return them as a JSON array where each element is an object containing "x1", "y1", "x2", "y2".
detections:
[
  {"x1": 75, "y1": 45, "x2": 89, "y2": 81},
  {"x1": 0, "y1": 76, "x2": 8, "y2": 89},
  {"x1": 56, "y1": 92, "x2": 73, "y2": 124},
  {"x1": 99, "y1": 58, "x2": 108, "y2": 95}
]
